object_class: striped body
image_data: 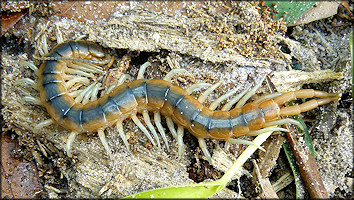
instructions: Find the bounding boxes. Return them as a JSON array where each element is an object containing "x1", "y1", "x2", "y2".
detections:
[
  {"x1": 38, "y1": 42, "x2": 282, "y2": 140},
  {"x1": 37, "y1": 41, "x2": 339, "y2": 143}
]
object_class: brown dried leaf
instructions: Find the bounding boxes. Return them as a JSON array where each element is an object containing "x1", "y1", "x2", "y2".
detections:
[
  {"x1": 1, "y1": 133, "x2": 43, "y2": 198},
  {"x1": 1, "y1": 10, "x2": 27, "y2": 36},
  {"x1": 289, "y1": 2, "x2": 340, "y2": 26}
]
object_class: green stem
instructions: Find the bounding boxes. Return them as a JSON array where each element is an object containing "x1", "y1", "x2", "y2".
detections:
[{"x1": 217, "y1": 131, "x2": 273, "y2": 188}]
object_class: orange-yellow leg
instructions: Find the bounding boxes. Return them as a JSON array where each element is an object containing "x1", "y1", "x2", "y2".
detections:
[{"x1": 273, "y1": 89, "x2": 339, "y2": 116}]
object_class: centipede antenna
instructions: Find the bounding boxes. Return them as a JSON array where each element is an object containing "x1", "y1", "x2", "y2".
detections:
[
  {"x1": 116, "y1": 121, "x2": 130, "y2": 151},
  {"x1": 142, "y1": 111, "x2": 161, "y2": 149},
  {"x1": 21, "y1": 96, "x2": 41, "y2": 105},
  {"x1": 16, "y1": 78, "x2": 38, "y2": 90},
  {"x1": 36, "y1": 56, "x2": 109, "y2": 66},
  {"x1": 186, "y1": 83, "x2": 212, "y2": 94},
  {"x1": 264, "y1": 118, "x2": 304, "y2": 130},
  {"x1": 33, "y1": 119, "x2": 54, "y2": 133},
  {"x1": 235, "y1": 75, "x2": 266, "y2": 108},
  {"x1": 154, "y1": 112, "x2": 169, "y2": 149},
  {"x1": 222, "y1": 84, "x2": 252, "y2": 111},
  {"x1": 254, "y1": 92, "x2": 282, "y2": 104},
  {"x1": 248, "y1": 127, "x2": 289, "y2": 136},
  {"x1": 198, "y1": 138, "x2": 212, "y2": 164},
  {"x1": 177, "y1": 126, "x2": 185, "y2": 159},
  {"x1": 98, "y1": 129, "x2": 113, "y2": 159},
  {"x1": 66, "y1": 131, "x2": 78, "y2": 157},
  {"x1": 198, "y1": 80, "x2": 223, "y2": 103},
  {"x1": 137, "y1": 62, "x2": 151, "y2": 79},
  {"x1": 74, "y1": 83, "x2": 96, "y2": 103},
  {"x1": 65, "y1": 77, "x2": 90, "y2": 88},
  {"x1": 166, "y1": 117, "x2": 177, "y2": 139},
  {"x1": 209, "y1": 85, "x2": 241, "y2": 110},
  {"x1": 131, "y1": 114, "x2": 156, "y2": 146},
  {"x1": 164, "y1": 69, "x2": 192, "y2": 82},
  {"x1": 20, "y1": 61, "x2": 39, "y2": 76},
  {"x1": 226, "y1": 138, "x2": 266, "y2": 152}
]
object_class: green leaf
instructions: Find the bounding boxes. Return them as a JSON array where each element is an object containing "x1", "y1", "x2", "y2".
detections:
[
  {"x1": 292, "y1": 115, "x2": 315, "y2": 158},
  {"x1": 262, "y1": 1, "x2": 318, "y2": 25},
  {"x1": 122, "y1": 181, "x2": 224, "y2": 199},
  {"x1": 283, "y1": 141, "x2": 305, "y2": 198},
  {"x1": 123, "y1": 131, "x2": 274, "y2": 199}
]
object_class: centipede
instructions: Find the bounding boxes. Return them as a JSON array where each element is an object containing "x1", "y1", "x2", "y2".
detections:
[{"x1": 19, "y1": 40, "x2": 340, "y2": 163}]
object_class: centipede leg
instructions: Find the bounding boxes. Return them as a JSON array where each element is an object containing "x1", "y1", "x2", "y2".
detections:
[
  {"x1": 221, "y1": 84, "x2": 252, "y2": 111},
  {"x1": 254, "y1": 92, "x2": 282, "y2": 104},
  {"x1": 137, "y1": 62, "x2": 152, "y2": 79},
  {"x1": 274, "y1": 89, "x2": 339, "y2": 107},
  {"x1": 198, "y1": 138, "x2": 212, "y2": 164},
  {"x1": 33, "y1": 119, "x2": 54, "y2": 133},
  {"x1": 98, "y1": 129, "x2": 113, "y2": 159},
  {"x1": 72, "y1": 61, "x2": 104, "y2": 73},
  {"x1": 142, "y1": 111, "x2": 161, "y2": 149},
  {"x1": 66, "y1": 131, "x2": 78, "y2": 157},
  {"x1": 41, "y1": 33, "x2": 49, "y2": 55},
  {"x1": 186, "y1": 82, "x2": 212, "y2": 94},
  {"x1": 248, "y1": 127, "x2": 289, "y2": 136},
  {"x1": 55, "y1": 24, "x2": 64, "y2": 44},
  {"x1": 197, "y1": 81, "x2": 222, "y2": 103},
  {"x1": 163, "y1": 69, "x2": 192, "y2": 82},
  {"x1": 65, "y1": 67, "x2": 96, "y2": 79},
  {"x1": 21, "y1": 96, "x2": 41, "y2": 105},
  {"x1": 16, "y1": 78, "x2": 38, "y2": 90},
  {"x1": 68, "y1": 89, "x2": 84, "y2": 98},
  {"x1": 82, "y1": 83, "x2": 100, "y2": 104},
  {"x1": 208, "y1": 84, "x2": 242, "y2": 151},
  {"x1": 226, "y1": 138, "x2": 266, "y2": 152},
  {"x1": 235, "y1": 75, "x2": 266, "y2": 108},
  {"x1": 131, "y1": 114, "x2": 156, "y2": 146},
  {"x1": 74, "y1": 34, "x2": 87, "y2": 41},
  {"x1": 64, "y1": 77, "x2": 90, "y2": 88},
  {"x1": 116, "y1": 121, "x2": 130, "y2": 151},
  {"x1": 209, "y1": 85, "x2": 241, "y2": 110},
  {"x1": 278, "y1": 97, "x2": 339, "y2": 116},
  {"x1": 177, "y1": 126, "x2": 185, "y2": 159},
  {"x1": 264, "y1": 118, "x2": 304, "y2": 130},
  {"x1": 90, "y1": 83, "x2": 101, "y2": 102},
  {"x1": 154, "y1": 111, "x2": 169, "y2": 149},
  {"x1": 104, "y1": 74, "x2": 132, "y2": 95},
  {"x1": 166, "y1": 117, "x2": 177, "y2": 139},
  {"x1": 74, "y1": 83, "x2": 96, "y2": 103},
  {"x1": 20, "y1": 61, "x2": 39, "y2": 76}
]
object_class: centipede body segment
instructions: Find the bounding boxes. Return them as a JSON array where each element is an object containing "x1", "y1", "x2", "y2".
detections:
[{"x1": 20, "y1": 40, "x2": 339, "y2": 163}]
